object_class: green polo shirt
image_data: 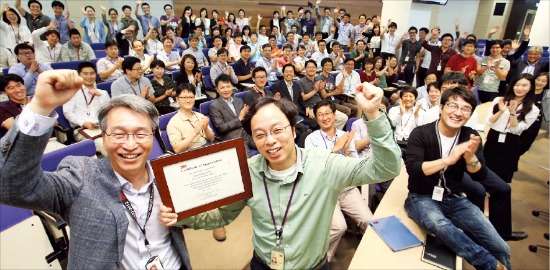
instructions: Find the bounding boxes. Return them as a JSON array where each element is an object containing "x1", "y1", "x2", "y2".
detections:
[{"x1": 179, "y1": 112, "x2": 401, "y2": 269}]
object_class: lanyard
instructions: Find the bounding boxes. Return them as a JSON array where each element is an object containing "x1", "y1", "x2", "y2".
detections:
[
  {"x1": 120, "y1": 184, "x2": 154, "y2": 254},
  {"x1": 81, "y1": 87, "x2": 95, "y2": 116},
  {"x1": 125, "y1": 78, "x2": 142, "y2": 95},
  {"x1": 400, "y1": 109, "x2": 414, "y2": 131},
  {"x1": 48, "y1": 46, "x2": 57, "y2": 61},
  {"x1": 253, "y1": 86, "x2": 265, "y2": 97},
  {"x1": 11, "y1": 25, "x2": 22, "y2": 43},
  {"x1": 435, "y1": 120, "x2": 460, "y2": 191},
  {"x1": 321, "y1": 128, "x2": 338, "y2": 150}
]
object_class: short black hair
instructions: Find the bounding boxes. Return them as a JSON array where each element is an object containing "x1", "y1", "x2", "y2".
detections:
[
  {"x1": 216, "y1": 47, "x2": 228, "y2": 56},
  {"x1": 462, "y1": 39, "x2": 477, "y2": 48},
  {"x1": 122, "y1": 56, "x2": 141, "y2": 74},
  {"x1": 141, "y1": 2, "x2": 150, "y2": 8},
  {"x1": 419, "y1": 27, "x2": 429, "y2": 34},
  {"x1": 399, "y1": 86, "x2": 418, "y2": 99},
  {"x1": 317, "y1": 39, "x2": 326, "y2": 46},
  {"x1": 261, "y1": 43, "x2": 272, "y2": 50},
  {"x1": 314, "y1": 100, "x2": 336, "y2": 115},
  {"x1": 240, "y1": 45, "x2": 251, "y2": 53},
  {"x1": 441, "y1": 33, "x2": 453, "y2": 41},
  {"x1": 69, "y1": 28, "x2": 81, "y2": 38},
  {"x1": 84, "y1": 6, "x2": 95, "y2": 12},
  {"x1": 14, "y1": 43, "x2": 34, "y2": 55},
  {"x1": 427, "y1": 82, "x2": 440, "y2": 92},
  {"x1": 331, "y1": 41, "x2": 340, "y2": 48},
  {"x1": 28, "y1": 0, "x2": 42, "y2": 10},
  {"x1": 490, "y1": 40, "x2": 503, "y2": 49},
  {"x1": 0, "y1": 74, "x2": 24, "y2": 93},
  {"x1": 108, "y1": 8, "x2": 118, "y2": 15},
  {"x1": 388, "y1": 22, "x2": 397, "y2": 29},
  {"x1": 282, "y1": 63, "x2": 295, "y2": 73},
  {"x1": 212, "y1": 35, "x2": 223, "y2": 42},
  {"x1": 105, "y1": 39, "x2": 118, "y2": 49},
  {"x1": 215, "y1": 73, "x2": 233, "y2": 87},
  {"x1": 51, "y1": 0, "x2": 64, "y2": 9},
  {"x1": 176, "y1": 83, "x2": 195, "y2": 96},
  {"x1": 45, "y1": 29, "x2": 60, "y2": 40},
  {"x1": 408, "y1": 26, "x2": 418, "y2": 33},
  {"x1": 321, "y1": 57, "x2": 333, "y2": 68},
  {"x1": 233, "y1": 31, "x2": 243, "y2": 38},
  {"x1": 305, "y1": 59, "x2": 317, "y2": 68},
  {"x1": 343, "y1": 57, "x2": 354, "y2": 65},
  {"x1": 122, "y1": 5, "x2": 131, "y2": 11},
  {"x1": 2, "y1": 8, "x2": 21, "y2": 25},
  {"x1": 164, "y1": 4, "x2": 172, "y2": 10},
  {"x1": 285, "y1": 32, "x2": 294, "y2": 38},
  {"x1": 149, "y1": 59, "x2": 165, "y2": 70},
  {"x1": 252, "y1": 66, "x2": 267, "y2": 78},
  {"x1": 242, "y1": 97, "x2": 298, "y2": 135},
  {"x1": 438, "y1": 71, "x2": 468, "y2": 90},
  {"x1": 440, "y1": 85, "x2": 477, "y2": 111},
  {"x1": 77, "y1": 61, "x2": 97, "y2": 74},
  {"x1": 282, "y1": 44, "x2": 293, "y2": 51}
]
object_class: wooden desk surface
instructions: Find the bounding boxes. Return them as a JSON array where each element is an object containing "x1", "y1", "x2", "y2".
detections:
[{"x1": 349, "y1": 164, "x2": 462, "y2": 270}]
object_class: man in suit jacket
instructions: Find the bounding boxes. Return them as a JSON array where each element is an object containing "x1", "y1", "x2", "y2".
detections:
[
  {"x1": 513, "y1": 46, "x2": 549, "y2": 81},
  {"x1": 0, "y1": 70, "x2": 198, "y2": 269},
  {"x1": 270, "y1": 63, "x2": 319, "y2": 130},
  {"x1": 209, "y1": 74, "x2": 255, "y2": 153}
]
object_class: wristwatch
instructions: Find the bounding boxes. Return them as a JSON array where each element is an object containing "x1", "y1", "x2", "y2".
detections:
[{"x1": 467, "y1": 160, "x2": 480, "y2": 167}]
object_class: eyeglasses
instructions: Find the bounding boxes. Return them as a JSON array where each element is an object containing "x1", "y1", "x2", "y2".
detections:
[
  {"x1": 105, "y1": 132, "x2": 153, "y2": 143},
  {"x1": 178, "y1": 96, "x2": 195, "y2": 100},
  {"x1": 18, "y1": 51, "x2": 34, "y2": 56},
  {"x1": 131, "y1": 68, "x2": 143, "y2": 72},
  {"x1": 316, "y1": 111, "x2": 334, "y2": 118},
  {"x1": 445, "y1": 102, "x2": 472, "y2": 115},
  {"x1": 253, "y1": 125, "x2": 290, "y2": 141}
]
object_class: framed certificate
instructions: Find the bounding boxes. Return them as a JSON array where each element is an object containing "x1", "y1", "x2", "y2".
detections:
[{"x1": 151, "y1": 138, "x2": 252, "y2": 220}]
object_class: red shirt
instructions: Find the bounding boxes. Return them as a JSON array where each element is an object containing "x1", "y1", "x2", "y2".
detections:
[
  {"x1": 359, "y1": 70, "x2": 377, "y2": 83},
  {"x1": 445, "y1": 54, "x2": 478, "y2": 88}
]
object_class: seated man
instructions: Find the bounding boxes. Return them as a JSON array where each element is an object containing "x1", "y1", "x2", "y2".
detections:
[
  {"x1": 96, "y1": 39, "x2": 124, "y2": 82},
  {"x1": 110, "y1": 57, "x2": 155, "y2": 101},
  {"x1": 243, "y1": 67, "x2": 280, "y2": 106},
  {"x1": 182, "y1": 34, "x2": 209, "y2": 68},
  {"x1": 304, "y1": 100, "x2": 373, "y2": 263},
  {"x1": 210, "y1": 48, "x2": 238, "y2": 86},
  {"x1": 329, "y1": 42, "x2": 344, "y2": 70},
  {"x1": 8, "y1": 43, "x2": 53, "y2": 96},
  {"x1": 255, "y1": 43, "x2": 282, "y2": 86},
  {"x1": 310, "y1": 40, "x2": 330, "y2": 70},
  {"x1": 0, "y1": 74, "x2": 64, "y2": 152},
  {"x1": 208, "y1": 35, "x2": 223, "y2": 66},
  {"x1": 299, "y1": 60, "x2": 348, "y2": 130},
  {"x1": 62, "y1": 62, "x2": 110, "y2": 157},
  {"x1": 232, "y1": 45, "x2": 254, "y2": 88},
  {"x1": 319, "y1": 58, "x2": 358, "y2": 118},
  {"x1": 209, "y1": 74, "x2": 256, "y2": 155},
  {"x1": 60, "y1": 29, "x2": 96, "y2": 61},
  {"x1": 405, "y1": 86, "x2": 510, "y2": 270},
  {"x1": 32, "y1": 21, "x2": 62, "y2": 64}
]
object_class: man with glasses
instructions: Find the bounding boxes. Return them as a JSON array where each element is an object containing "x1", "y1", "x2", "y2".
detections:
[
  {"x1": 110, "y1": 57, "x2": 154, "y2": 101},
  {"x1": 395, "y1": 26, "x2": 422, "y2": 85},
  {"x1": 304, "y1": 100, "x2": 373, "y2": 263},
  {"x1": 255, "y1": 44, "x2": 282, "y2": 86},
  {"x1": 8, "y1": 43, "x2": 52, "y2": 96},
  {"x1": 422, "y1": 32, "x2": 457, "y2": 78},
  {"x1": 405, "y1": 85, "x2": 510, "y2": 270},
  {"x1": 210, "y1": 48, "x2": 238, "y2": 86},
  {"x1": 243, "y1": 67, "x2": 280, "y2": 106},
  {"x1": 160, "y1": 80, "x2": 401, "y2": 269},
  {"x1": 310, "y1": 40, "x2": 330, "y2": 70},
  {"x1": 445, "y1": 39, "x2": 478, "y2": 89},
  {"x1": 0, "y1": 69, "x2": 194, "y2": 269}
]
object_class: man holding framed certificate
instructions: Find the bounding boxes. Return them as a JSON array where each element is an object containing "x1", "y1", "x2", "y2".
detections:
[{"x1": 160, "y1": 81, "x2": 402, "y2": 269}]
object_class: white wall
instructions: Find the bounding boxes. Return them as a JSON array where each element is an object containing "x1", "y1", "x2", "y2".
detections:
[
  {"x1": 381, "y1": 0, "x2": 412, "y2": 36},
  {"x1": 409, "y1": 3, "x2": 432, "y2": 30},
  {"x1": 432, "y1": 0, "x2": 480, "y2": 36},
  {"x1": 530, "y1": 0, "x2": 549, "y2": 46}
]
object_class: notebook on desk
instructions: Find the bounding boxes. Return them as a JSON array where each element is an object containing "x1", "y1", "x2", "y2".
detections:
[
  {"x1": 369, "y1": 215, "x2": 423, "y2": 252},
  {"x1": 421, "y1": 234, "x2": 456, "y2": 270}
]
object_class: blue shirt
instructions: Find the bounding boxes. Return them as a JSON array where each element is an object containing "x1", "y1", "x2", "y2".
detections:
[
  {"x1": 137, "y1": 14, "x2": 161, "y2": 36},
  {"x1": 8, "y1": 63, "x2": 53, "y2": 96},
  {"x1": 52, "y1": 15, "x2": 75, "y2": 44}
]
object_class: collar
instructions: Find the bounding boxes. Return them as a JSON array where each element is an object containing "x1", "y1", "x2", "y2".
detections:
[
  {"x1": 320, "y1": 127, "x2": 338, "y2": 141},
  {"x1": 527, "y1": 60, "x2": 539, "y2": 66},
  {"x1": 221, "y1": 96, "x2": 234, "y2": 104},
  {"x1": 284, "y1": 80, "x2": 293, "y2": 88},
  {"x1": 115, "y1": 162, "x2": 155, "y2": 194}
]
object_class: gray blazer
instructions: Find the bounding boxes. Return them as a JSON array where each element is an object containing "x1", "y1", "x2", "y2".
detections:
[
  {"x1": 209, "y1": 97, "x2": 254, "y2": 149},
  {"x1": 0, "y1": 125, "x2": 192, "y2": 270},
  {"x1": 103, "y1": 14, "x2": 124, "y2": 41}
]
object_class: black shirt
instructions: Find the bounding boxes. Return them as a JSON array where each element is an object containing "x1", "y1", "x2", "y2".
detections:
[{"x1": 233, "y1": 58, "x2": 253, "y2": 84}]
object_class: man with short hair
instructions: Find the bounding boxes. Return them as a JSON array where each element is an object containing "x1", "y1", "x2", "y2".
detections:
[
  {"x1": 329, "y1": 42, "x2": 345, "y2": 70},
  {"x1": 319, "y1": 58, "x2": 358, "y2": 118},
  {"x1": 380, "y1": 21, "x2": 399, "y2": 62},
  {"x1": 350, "y1": 40, "x2": 369, "y2": 69},
  {"x1": 255, "y1": 44, "x2": 282, "y2": 85},
  {"x1": 134, "y1": 0, "x2": 161, "y2": 37},
  {"x1": 422, "y1": 32, "x2": 457, "y2": 78},
  {"x1": 209, "y1": 74, "x2": 256, "y2": 153},
  {"x1": 514, "y1": 46, "x2": 549, "y2": 79},
  {"x1": 208, "y1": 35, "x2": 223, "y2": 65},
  {"x1": 284, "y1": 32, "x2": 298, "y2": 52},
  {"x1": 97, "y1": 40, "x2": 124, "y2": 82},
  {"x1": 0, "y1": 70, "x2": 195, "y2": 269},
  {"x1": 255, "y1": 16, "x2": 269, "y2": 46},
  {"x1": 110, "y1": 57, "x2": 154, "y2": 101},
  {"x1": 50, "y1": 0, "x2": 75, "y2": 44},
  {"x1": 334, "y1": 13, "x2": 353, "y2": 52},
  {"x1": 160, "y1": 80, "x2": 401, "y2": 270},
  {"x1": 300, "y1": 10, "x2": 317, "y2": 36},
  {"x1": 15, "y1": 0, "x2": 51, "y2": 39},
  {"x1": 183, "y1": 35, "x2": 209, "y2": 67},
  {"x1": 310, "y1": 40, "x2": 330, "y2": 70},
  {"x1": 353, "y1": 14, "x2": 369, "y2": 44},
  {"x1": 60, "y1": 29, "x2": 96, "y2": 61},
  {"x1": 300, "y1": 60, "x2": 348, "y2": 130},
  {"x1": 445, "y1": 39, "x2": 478, "y2": 89},
  {"x1": 395, "y1": 26, "x2": 422, "y2": 85},
  {"x1": 405, "y1": 86, "x2": 511, "y2": 270},
  {"x1": 415, "y1": 27, "x2": 437, "y2": 87},
  {"x1": 228, "y1": 32, "x2": 244, "y2": 62},
  {"x1": 121, "y1": 5, "x2": 140, "y2": 39},
  {"x1": 277, "y1": 44, "x2": 297, "y2": 68},
  {"x1": 315, "y1": 0, "x2": 333, "y2": 38},
  {"x1": 63, "y1": 61, "x2": 110, "y2": 156},
  {"x1": 160, "y1": 4, "x2": 179, "y2": 36},
  {"x1": 0, "y1": 74, "x2": 31, "y2": 137},
  {"x1": 272, "y1": 26, "x2": 286, "y2": 45},
  {"x1": 31, "y1": 21, "x2": 62, "y2": 64},
  {"x1": 116, "y1": 24, "x2": 136, "y2": 57},
  {"x1": 305, "y1": 100, "x2": 373, "y2": 262},
  {"x1": 233, "y1": 45, "x2": 254, "y2": 87},
  {"x1": 243, "y1": 67, "x2": 281, "y2": 106},
  {"x1": 210, "y1": 48, "x2": 238, "y2": 86},
  {"x1": 8, "y1": 43, "x2": 52, "y2": 96}
]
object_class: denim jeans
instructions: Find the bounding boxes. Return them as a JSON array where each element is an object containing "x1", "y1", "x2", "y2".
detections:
[{"x1": 405, "y1": 193, "x2": 511, "y2": 270}]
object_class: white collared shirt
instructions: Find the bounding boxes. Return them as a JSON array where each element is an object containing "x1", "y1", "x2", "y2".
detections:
[
  {"x1": 32, "y1": 27, "x2": 63, "y2": 64},
  {"x1": 62, "y1": 86, "x2": 110, "y2": 128},
  {"x1": 388, "y1": 106, "x2": 424, "y2": 141}
]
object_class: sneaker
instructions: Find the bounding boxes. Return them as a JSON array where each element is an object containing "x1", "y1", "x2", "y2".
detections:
[
  {"x1": 213, "y1": 227, "x2": 226, "y2": 241},
  {"x1": 503, "y1": 231, "x2": 528, "y2": 241}
]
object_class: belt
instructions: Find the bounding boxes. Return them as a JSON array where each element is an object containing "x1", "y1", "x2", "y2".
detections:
[{"x1": 253, "y1": 251, "x2": 328, "y2": 270}]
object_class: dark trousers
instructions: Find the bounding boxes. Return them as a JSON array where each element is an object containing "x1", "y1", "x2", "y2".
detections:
[
  {"x1": 250, "y1": 252, "x2": 329, "y2": 270},
  {"x1": 403, "y1": 64, "x2": 415, "y2": 85},
  {"x1": 478, "y1": 90, "x2": 498, "y2": 104},
  {"x1": 416, "y1": 67, "x2": 428, "y2": 87},
  {"x1": 462, "y1": 169, "x2": 512, "y2": 239}
]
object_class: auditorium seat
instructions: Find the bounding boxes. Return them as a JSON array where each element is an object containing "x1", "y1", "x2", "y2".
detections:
[
  {"x1": 96, "y1": 81, "x2": 113, "y2": 97},
  {"x1": 2, "y1": 68, "x2": 8, "y2": 75},
  {"x1": 234, "y1": 91, "x2": 247, "y2": 99},
  {"x1": 41, "y1": 139, "x2": 97, "y2": 172},
  {"x1": 345, "y1": 117, "x2": 360, "y2": 132},
  {"x1": 94, "y1": 50, "x2": 107, "y2": 58},
  {"x1": 51, "y1": 60, "x2": 85, "y2": 70},
  {"x1": 201, "y1": 66, "x2": 211, "y2": 76},
  {"x1": 159, "y1": 111, "x2": 177, "y2": 153},
  {"x1": 148, "y1": 137, "x2": 167, "y2": 160},
  {"x1": 89, "y1": 43, "x2": 104, "y2": 50}
]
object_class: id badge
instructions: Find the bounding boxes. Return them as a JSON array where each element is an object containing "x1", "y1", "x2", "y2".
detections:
[
  {"x1": 483, "y1": 75, "x2": 491, "y2": 84},
  {"x1": 373, "y1": 48, "x2": 377, "y2": 53},
  {"x1": 432, "y1": 186, "x2": 444, "y2": 201},
  {"x1": 145, "y1": 256, "x2": 165, "y2": 270},
  {"x1": 436, "y1": 64, "x2": 442, "y2": 71},
  {"x1": 404, "y1": 56, "x2": 409, "y2": 62},
  {"x1": 270, "y1": 246, "x2": 285, "y2": 270},
  {"x1": 168, "y1": 97, "x2": 175, "y2": 103},
  {"x1": 498, "y1": 133, "x2": 506, "y2": 143}
]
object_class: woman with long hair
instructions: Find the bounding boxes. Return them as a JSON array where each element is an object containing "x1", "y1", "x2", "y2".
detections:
[
  {"x1": 224, "y1": 12, "x2": 238, "y2": 33},
  {"x1": 195, "y1": 8, "x2": 210, "y2": 36},
  {"x1": 484, "y1": 73, "x2": 540, "y2": 182},
  {"x1": 359, "y1": 58, "x2": 379, "y2": 85},
  {"x1": 368, "y1": 24, "x2": 381, "y2": 58},
  {"x1": 180, "y1": 6, "x2": 194, "y2": 38},
  {"x1": 241, "y1": 25, "x2": 252, "y2": 44},
  {"x1": 210, "y1": 10, "x2": 221, "y2": 34},
  {"x1": 373, "y1": 56, "x2": 389, "y2": 89},
  {"x1": 223, "y1": 27, "x2": 234, "y2": 48},
  {"x1": 80, "y1": 6, "x2": 105, "y2": 44},
  {"x1": 520, "y1": 72, "x2": 549, "y2": 155},
  {"x1": 385, "y1": 55, "x2": 399, "y2": 85},
  {"x1": 176, "y1": 54, "x2": 202, "y2": 89},
  {"x1": 100, "y1": 6, "x2": 123, "y2": 41},
  {"x1": 0, "y1": 3, "x2": 32, "y2": 52}
]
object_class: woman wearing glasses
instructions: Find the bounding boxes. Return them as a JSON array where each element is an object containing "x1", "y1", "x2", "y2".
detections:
[
  {"x1": 484, "y1": 73, "x2": 539, "y2": 183},
  {"x1": 1, "y1": 3, "x2": 32, "y2": 52}
]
